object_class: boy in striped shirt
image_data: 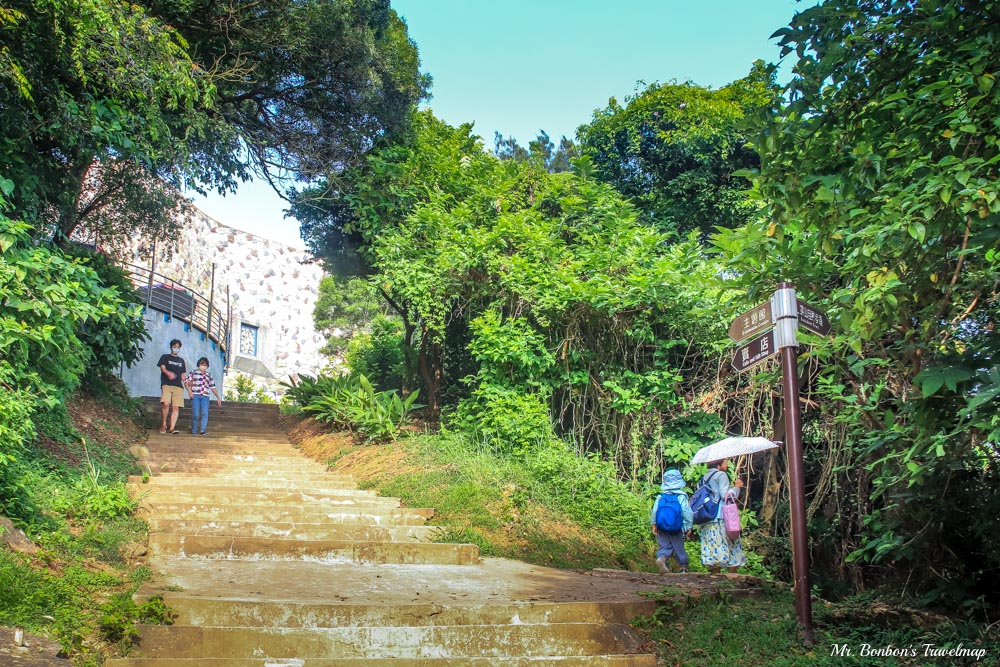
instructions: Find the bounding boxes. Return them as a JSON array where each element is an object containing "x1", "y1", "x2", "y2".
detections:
[{"x1": 185, "y1": 357, "x2": 223, "y2": 435}]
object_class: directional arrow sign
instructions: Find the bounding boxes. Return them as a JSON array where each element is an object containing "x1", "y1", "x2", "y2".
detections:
[
  {"x1": 796, "y1": 299, "x2": 830, "y2": 336},
  {"x1": 732, "y1": 329, "x2": 778, "y2": 373},
  {"x1": 728, "y1": 301, "x2": 773, "y2": 343}
]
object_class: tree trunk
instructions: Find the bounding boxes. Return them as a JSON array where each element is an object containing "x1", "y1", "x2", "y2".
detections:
[
  {"x1": 417, "y1": 330, "x2": 441, "y2": 418},
  {"x1": 758, "y1": 449, "x2": 784, "y2": 536},
  {"x1": 55, "y1": 155, "x2": 95, "y2": 244},
  {"x1": 378, "y1": 286, "x2": 418, "y2": 394}
]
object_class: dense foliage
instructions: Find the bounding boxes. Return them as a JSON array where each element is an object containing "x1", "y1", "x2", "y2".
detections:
[
  {"x1": 717, "y1": 0, "x2": 1000, "y2": 610},
  {"x1": 1, "y1": 180, "x2": 147, "y2": 477},
  {"x1": 296, "y1": 0, "x2": 999, "y2": 620},
  {"x1": 0, "y1": 0, "x2": 426, "y2": 248},
  {"x1": 576, "y1": 61, "x2": 776, "y2": 236}
]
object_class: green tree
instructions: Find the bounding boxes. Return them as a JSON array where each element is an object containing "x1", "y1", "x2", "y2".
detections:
[
  {"x1": 494, "y1": 131, "x2": 578, "y2": 173},
  {"x1": 359, "y1": 115, "x2": 730, "y2": 454},
  {"x1": 293, "y1": 110, "x2": 499, "y2": 274},
  {"x1": 0, "y1": 0, "x2": 217, "y2": 243},
  {"x1": 313, "y1": 275, "x2": 394, "y2": 357},
  {"x1": 142, "y1": 0, "x2": 429, "y2": 183},
  {"x1": 0, "y1": 0, "x2": 426, "y2": 249},
  {"x1": 292, "y1": 111, "x2": 523, "y2": 401},
  {"x1": 576, "y1": 62, "x2": 777, "y2": 236},
  {"x1": 717, "y1": 0, "x2": 1000, "y2": 609}
]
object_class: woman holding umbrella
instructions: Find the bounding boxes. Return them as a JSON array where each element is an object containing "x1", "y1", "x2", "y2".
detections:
[
  {"x1": 698, "y1": 458, "x2": 747, "y2": 573},
  {"x1": 691, "y1": 436, "x2": 780, "y2": 573},
  {"x1": 690, "y1": 437, "x2": 777, "y2": 573}
]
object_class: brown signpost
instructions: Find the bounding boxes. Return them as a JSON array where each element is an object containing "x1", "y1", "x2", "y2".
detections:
[
  {"x1": 729, "y1": 284, "x2": 830, "y2": 645},
  {"x1": 728, "y1": 301, "x2": 773, "y2": 342},
  {"x1": 731, "y1": 330, "x2": 777, "y2": 372}
]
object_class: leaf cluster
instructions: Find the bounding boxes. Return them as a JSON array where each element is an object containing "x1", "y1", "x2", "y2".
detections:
[
  {"x1": 0, "y1": 0, "x2": 427, "y2": 249},
  {"x1": 1, "y1": 189, "x2": 147, "y2": 471},
  {"x1": 286, "y1": 373, "x2": 421, "y2": 443}
]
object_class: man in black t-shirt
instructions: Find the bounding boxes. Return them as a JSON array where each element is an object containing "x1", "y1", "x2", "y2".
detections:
[{"x1": 156, "y1": 338, "x2": 188, "y2": 434}]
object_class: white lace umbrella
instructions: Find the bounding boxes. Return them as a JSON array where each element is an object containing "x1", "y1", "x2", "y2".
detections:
[{"x1": 690, "y1": 436, "x2": 780, "y2": 465}]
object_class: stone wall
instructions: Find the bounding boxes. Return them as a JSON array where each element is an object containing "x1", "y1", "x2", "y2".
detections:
[{"x1": 120, "y1": 210, "x2": 328, "y2": 396}]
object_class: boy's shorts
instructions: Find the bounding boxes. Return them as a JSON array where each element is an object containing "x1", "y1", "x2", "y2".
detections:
[{"x1": 161, "y1": 385, "x2": 185, "y2": 408}]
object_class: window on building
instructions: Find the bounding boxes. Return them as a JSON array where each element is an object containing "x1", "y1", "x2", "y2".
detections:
[{"x1": 240, "y1": 323, "x2": 259, "y2": 356}]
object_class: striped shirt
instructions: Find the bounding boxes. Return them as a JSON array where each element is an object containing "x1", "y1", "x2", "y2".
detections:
[{"x1": 186, "y1": 369, "x2": 216, "y2": 396}]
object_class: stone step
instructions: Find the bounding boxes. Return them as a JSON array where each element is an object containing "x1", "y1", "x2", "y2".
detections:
[
  {"x1": 146, "y1": 432, "x2": 295, "y2": 444},
  {"x1": 123, "y1": 623, "x2": 644, "y2": 659},
  {"x1": 145, "y1": 419, "x2": 280, "y2": 431},
  {"x1": 147, "y1": 444, "x2": 302, "y2": 454},
  {"x1": 107, "y1": 655, "x2": 657, "y2": 666},
  {"x1": 146, "y1": 519, "x2": 444, "y2": 543},
  {"x1": 138, "y1": 456, "x2": 332, "y2": 468},
  {"x1": 142, "y1": 400, "x2": 279, "y2": 415},
  {"x1": 140, "y1": 464, "x2": 331, "y2": 476},
  {"x1": 142, "y1": 396, "x2": 280, "y2": 409},
  {"x1": 147, "y1": 533, "x2": 479, "y2": 564},
  {"x1": 139, "y1": 557, "x2": 668, "y2": 609},
  {"x1": 142, "y1": 405, "x2": 280, "y2": 416},
  {"x1": 152, "y1": 596, "x2": 656, "y2": 629},
  {"x1": 152, "y1": 414, "x2": 280, "y2": 423},
  {"x1": 139, "y1": 452, "x2": 320, "y2": 462},
  {"x1": 137, "y1": 503, "x2": 434, "y2": 525},
  {"x1": 135, "y1": 469, "x2": 345, "y2": 481},
  {"x1": 144, "y1": 415, "x2": 280, "y2": 430},
  {"x1": 139, "y1": 453, "x2": 326, "y2": 465},
  {"x1": 129, "y1": 475, "x2": 358, "y2": 489},
  {"x1": 131, "y1": 488, "x2": 398, "y2": 506}
]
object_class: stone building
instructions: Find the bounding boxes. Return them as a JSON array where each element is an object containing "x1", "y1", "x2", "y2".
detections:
[{"x1": 116, "y1": 209, "x2": 328, "y2": 398}]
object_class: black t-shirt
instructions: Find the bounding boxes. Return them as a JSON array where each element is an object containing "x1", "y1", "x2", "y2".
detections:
[{"x1": 157, "y1": 353, "x2": 187, "y2": 388}]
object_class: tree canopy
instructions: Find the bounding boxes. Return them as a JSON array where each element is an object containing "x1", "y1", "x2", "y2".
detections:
[
  {"x1": 0, "y1": 0, "x2": 427, "y2": 248},
  {"x1": 576, "y1": 61, "x2": 777, "y2": 237}
]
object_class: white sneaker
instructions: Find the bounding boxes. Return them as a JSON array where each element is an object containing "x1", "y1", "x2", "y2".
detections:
[{"x1": 656, "y1": 556, "x2": 669, "y2": 573}]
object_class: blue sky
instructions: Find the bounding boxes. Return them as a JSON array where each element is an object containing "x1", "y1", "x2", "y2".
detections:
[{"x1": 192, "y1": 0, "x2": 806, "y2": 247}]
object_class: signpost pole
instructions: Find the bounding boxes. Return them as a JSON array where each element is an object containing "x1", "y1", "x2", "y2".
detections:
[{"x1": 772, "y1": 282, "x2": 814, "y2": 644}]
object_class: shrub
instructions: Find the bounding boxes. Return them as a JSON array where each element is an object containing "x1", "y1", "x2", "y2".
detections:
[
  {"x1": 453, "y1": 385, "x2": 554, "y2": 454},
  {"x1": 345, "y1": 315, "x2": 405, "y2": 391},
  {"x1": 525, "y1": 439, "x2": 647, "y2": 549},
  {"x1": 63, "y1": 243, "x2": 149, "y2": 379},
  {"x1": 297, "y1": 373, "x2": 421, "y2": 442},
  {"x1": 225, "y1": 374, "x2": 276, "y2": 403},
  {"x1": 0, "y1": 360, "x2": 34, "y2": 469}
]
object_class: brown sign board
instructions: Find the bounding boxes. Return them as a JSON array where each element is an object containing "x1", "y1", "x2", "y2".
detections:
[
  {"x1": 732, "y1": 329, "x2": 778, "y2": 372},
  {"x1": 728, "y1": 301, "x2": 773, "y2": 343},
  {"x1": 796, "y1": 299, "x2": 831, "y2": 336}
]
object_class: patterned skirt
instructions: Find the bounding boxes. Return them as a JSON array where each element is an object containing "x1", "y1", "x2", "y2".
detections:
[{"x1": 700, "y1": 520, "x2": 748, "y2": 568}]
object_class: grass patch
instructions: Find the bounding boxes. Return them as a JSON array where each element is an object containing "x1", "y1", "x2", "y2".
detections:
[
  {"x1": 323, "y1": 430, "x2": 657, "y2": 570},
  {"x1": 635, "y1": 585, "x2": 999, "y2": 666},
  {"x1": 0, "y1": 388, "x2": 152, "y2": 665}
]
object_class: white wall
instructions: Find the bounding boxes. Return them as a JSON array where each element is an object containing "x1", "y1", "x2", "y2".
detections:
[{"x1": 120, "y1": 210, "x2": 329, "y2": 396}]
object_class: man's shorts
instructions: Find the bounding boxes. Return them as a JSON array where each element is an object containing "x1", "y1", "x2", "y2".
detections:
[{"x1": 161, "y1": 385, "x2": 185, "y2": 408}]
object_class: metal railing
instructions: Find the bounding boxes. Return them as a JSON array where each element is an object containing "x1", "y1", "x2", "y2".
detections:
[{"x1": 122, "y1": 262, "x2": 230, "y2": 353}]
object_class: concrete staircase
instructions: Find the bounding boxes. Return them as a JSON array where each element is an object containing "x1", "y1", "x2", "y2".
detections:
[{"x1": 110, "y1": 399, "x2": 660, "y2": 665}]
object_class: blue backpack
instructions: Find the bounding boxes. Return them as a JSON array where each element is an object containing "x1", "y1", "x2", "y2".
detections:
[
  {"x1": 690, "y1": 470, "x2": 723, "y2": 525},
  {"x1": 655, "y1": 493, "x2": 683, "y2": 532}
]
